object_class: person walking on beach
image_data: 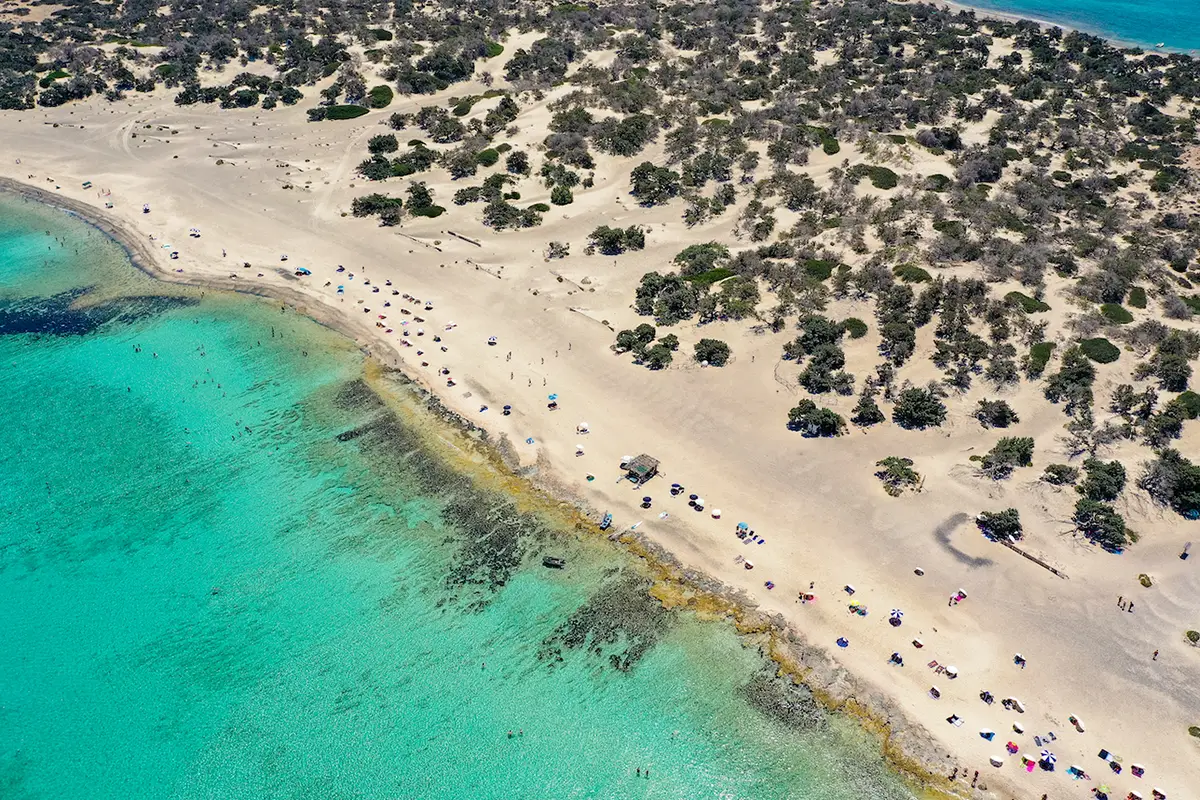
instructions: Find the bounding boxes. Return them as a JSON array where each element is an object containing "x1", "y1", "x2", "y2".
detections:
[
  {"x1": 1153, "y1": 649, "x2": 1159, "y2": 660},
  {"x1": 1118, "y1": 595, "x2": 1123, "y2": 607}
]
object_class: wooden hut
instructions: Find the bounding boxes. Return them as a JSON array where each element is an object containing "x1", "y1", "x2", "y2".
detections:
[{"x1": 625, "y1": 454, "x2": 659, "y2": 485}]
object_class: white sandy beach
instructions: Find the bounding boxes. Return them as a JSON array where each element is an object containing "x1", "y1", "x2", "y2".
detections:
[{"x1": 2, "y1": 58, "x2": 1198, "y2": 800}]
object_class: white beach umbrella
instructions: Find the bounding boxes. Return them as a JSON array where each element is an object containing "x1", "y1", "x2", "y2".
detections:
[
  {"x1": 989, "y1": 756, "x2": 1004, "y2": 768},
  {"x1": 711, "y1": 509, "x2": 721, "y2": 518},
  {"x1": 945, "y1": 665, "x2": 958, "y2": 677},
  {"x1": 695, "y1": 497, "x2": 705, "y2": 507}
]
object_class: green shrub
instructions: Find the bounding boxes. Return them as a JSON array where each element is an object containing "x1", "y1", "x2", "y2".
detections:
[
  {"x1": 925, "y1": 174, "x2": 951, "y2": 192},
  {"x1": 410, "y1": 205, "x2": 445, "y2": 218},
  {"x1": 1190, "y1": 724, "x2": 1200, "y2": 735},
  {"x1": 1184, "y1": 296, "x2": 1200, "y2": 314},
  {"x1": 866, "y1": 165, "x2": 899, "y2": 189},
  {"x1": 1176, "y1": 390, "x2": 1200, "y2": 419},
  {"x1": 1128, "y1": 287, "x2": 1148, "y2": 308},
  {"x1": 893, "y1": 263, "x2": 932, "y2": 283},
  {"x1": 485, "y1": 41, "x2": 505, "y2": 57},
  {"x1": 1027, "y1": 341, "x2": 1055, "y2": 376},
  {"x1": 684, "y1": 268, "x2": 735, "y2": 287},
  {"x1": 842, "y1": 317, "x2": 868, "y2": 339},
  {"x1": 452, "y1": 97, "x2": 477, "y2": 117},
  {"x1": 550, "y1": 185, "x2": 573, "y2": 206},
  {"x1": 1005, "y1": 291, "x2": 1050, "y2": 313},
  {"x1": 788, "y1": 400, "x2": 846, "y2": 437},
  {"x1": 803, "y1": 259, "x2": 836, "y2": 281},
  {"x1": 932, "y1": 219, "x2": 966, "y2": 237},
  {"x1": 366, "y1": 85, "x2": 394, "y2": 108},
  {"x1": 1081, "y1": 337, "x2": 1121, "y2": 364},
  {"x1": 977, "y1": 508, "x2": 1022, "y2": 540},
  {"x1": 694, "y1": 338, "x2": 731, "y2": 366},
  {"x1": 1043, "y1": 464, "x2": 1080, "y2": 485},
  {"x1": 528, "y1": 202, "x2": 550, "y2": 212},
  {"x1": 325, "y1": 104, "x2": 369, "y2": 120},
  {"x1": 369, "y1": 28, "x2": 393, "y2": 41},
  {"x1": 1100, "y1": 303, "x2": 1134, "y2": 324},
  {"x1": 476, "y1": 148, "x2": 500, "y2": 167},
  {"x1": 874, "y1": 457, "x2": 920, "y2": 494}
]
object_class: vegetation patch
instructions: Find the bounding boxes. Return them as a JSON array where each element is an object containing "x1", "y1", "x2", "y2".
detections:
[
  {"x1": 893, "y1": 263, "x2": 932, "y2": 283},
  {"x1": 366, "y1": 85, "x2": 393, "y2": 108},
  {"x1": 1080, "y1": 337, "x2": 1121, "y2": 363},
  {"x1": 1027, "y1": 341, "x2": 1055, "y2": 377},
  {"x1": 484, "y1": 41, "x2": 505, "y2": 58},
  {"x1": 874, "y1": 457, "x2": 920, "y2": 495},
  {"x1": 924, "y1": 174, "x2": 951, "y2": 192},
  {"x1": 1005, "y1": 291, "x2": 1050, "y2": 313},
  {"x1": 842, "y1": 317, "x2": 868, "y2": 339},
  {"x1": 788, "y1": 400, "x2": 846, "y2": 437},
  {"x1": 1128, "y1": 286, "x2": 1148, "y2": 308},
  {"x1": 1099, "y1": 303, "x2": 1134, "y2": 324},
  {"x1": 803, "y1": 259, "x2": 837, "y2": 281},
  {"x1": 325, "y1": 104, "x2": 369, "y2": 120},
  {"x1": 684, "y1": 267, "x2": 735, "y2": 287}
]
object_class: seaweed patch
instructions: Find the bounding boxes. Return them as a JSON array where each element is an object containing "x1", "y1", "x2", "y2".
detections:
[{"x1": 539, "y1": 571, "x2": 672, "y2": 672}]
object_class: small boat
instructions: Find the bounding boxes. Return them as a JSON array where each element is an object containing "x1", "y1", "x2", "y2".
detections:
[
  {"x1": 599, "y1": 512, "x2": 613, "y2": 530},
  {"x1": 542, "y1": 556, "x2": 566, "y2": 569}
]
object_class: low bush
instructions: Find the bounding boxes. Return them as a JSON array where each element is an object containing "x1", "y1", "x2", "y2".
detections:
[
  {"x1": 325, "y1": 104, "x2": 370, "y2": 120},
  {"x1": 485, "y1": 41, "x2": 505, "y2": 57},
  {"x1": 1043, "y1": 464, "x2": 1080, "y2": 485},
  {"x1": 842, "y1": 317, "x2": 868, "y2": 339},
  {"x1": 1027, "y1": 341, "x2": 1055, "y2": 377},
  {"x1": 977, "y1": 508, "x2": 1022, "y2": 540},
  {"x1": 694, "y1": 338, "x2": 731, "y2": 366},
  {"x1": 866, "y1": 165, "x2": 899, "y2": 189},
  {"x1": 1080, "y1": 337, "x2": 1121, "y2": 364},
  {"x1": 1005, "y1": 291, "x2": 1050, "y2": 313},
  {"x1": 893, "y1": 263, "x2": 932, "y2": 283},
  {"x1": 476, "y1": 148, "x2": 500, "y2": 166},
  {"x1": 925, "y1": 174, "x2": 952, "y2": 192},
  {"x1": 1176, "y1": 390, "x2": 1200, "y2": 419},
  {"x1": 366, "y1": 85, "x2": 394, "y2": 108},
  {"x1": 684, "y1": 268, "x2": 735, "y2": 287},
  {"x1": 874, "y1": 456, "x2": 920, "y2": 495},
  {"x1": 803, "y1": 259, "x2": 836, "y2": 281},
  {"x1": 1100, "y1": 303, "x2": 1134, "y2": 324},
  {"x1": 788, "y1": 400, "x2": 846, "y2": 437},
  {"x1": 409, "y1": 205, "x2": 445, "y2": 218},
  {"x1": 1128, "y1": 287, "x2": 1148, "y2": 309}
]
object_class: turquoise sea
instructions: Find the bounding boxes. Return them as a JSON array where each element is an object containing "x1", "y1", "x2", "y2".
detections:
[
  {"x1": 0, "y1": 193, "x2": 913, "y2": 800},
  {"x1": 960, "y1": 0, "x2": 1200, "y2": 51}
]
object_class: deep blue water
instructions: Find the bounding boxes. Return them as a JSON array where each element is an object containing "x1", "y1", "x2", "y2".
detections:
[{"x1": 961, "y1": 0, "x2": 1200, "y2": 51}]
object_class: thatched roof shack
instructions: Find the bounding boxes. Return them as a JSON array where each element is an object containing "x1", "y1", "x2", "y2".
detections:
[{"x1": 625, "y1": 454, "x2": 659, "y2": 485}]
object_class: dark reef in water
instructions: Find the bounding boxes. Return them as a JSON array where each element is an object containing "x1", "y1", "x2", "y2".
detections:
[
  {"x1": 331, "y1": 381, "x2": 555, "y2": 612},
  {"x1": 0, "y1": 287, "x2": 197, "y2": 337},
  {"x1": 539, "y1": 571, "x2": 673, "y2": 672},
  {"x1": 739, "y1": 670, "x2": 827, "y2": 732}
]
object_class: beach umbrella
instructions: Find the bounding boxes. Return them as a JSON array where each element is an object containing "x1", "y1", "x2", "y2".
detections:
[
  {"x1": 548, "y1": 393, "x2": 558, "y2": 401},
  {"x1": 989, "y1": 756, "x2": 1004, "y2": 768},
  {"x1": 576, "y1": 443, "x2": 585, "y2": 453},
  {"x1": 487, "y1": 336, "x2": 497, "y2": 344},
  {"x1": 912, "y1": 638, "x2": 924, "y2": 648},
  {"x1": 578, "y1": 422, "x2": 590, "y2": 432},
  {"x1": 1013, "y1": 722, "x2": 1024, "y2": 734},
  {"x1": 695, "y1": 497, "x2": 705, "y2": 508},
  {"x1": 711, "y1": 509, "x2": 721, "y2": 518},
  {"x1": 945, "y1": 665, "x2": 958, "y2": 678},
  {"x1": 737, "y1": 522, "x2": 749, "y2": 530},
  {"x1": 890, "y1": 609, "x2": 904, "y2": 618},
  {"x1": 1128, "y1": 793, "x2": 1143, "y2": 800}
]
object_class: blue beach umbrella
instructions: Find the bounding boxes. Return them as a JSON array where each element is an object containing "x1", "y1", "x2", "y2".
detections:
[
  {"x1": 737, "y1": 522, "x2": 749, "y2": 530},
  {"x1": 548, "y1": 393, "x2": 558, "y2": 401}
]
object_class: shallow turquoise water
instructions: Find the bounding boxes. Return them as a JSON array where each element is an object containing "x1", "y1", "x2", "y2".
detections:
[
  {"x1": 961, "y1": 0, "x2": 1200, "y2": 51},
  {"x1": 0, "y1": 194, "x2": 913, "y2": 800}
]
